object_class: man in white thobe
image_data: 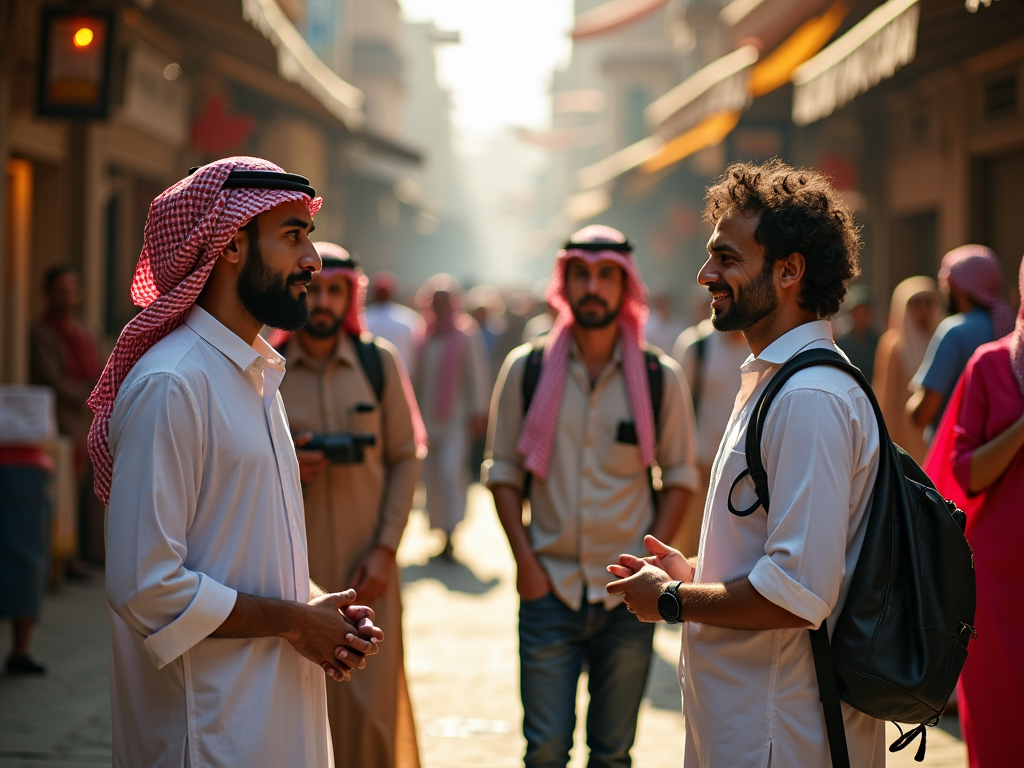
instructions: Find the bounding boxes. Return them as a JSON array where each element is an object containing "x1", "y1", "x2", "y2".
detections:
[
  {"x1": 90, "y1": 159, "x2": 381, "y2": 768},
  {"x1": 607, "y1": 160, "x2": 886, "y2": 767}
]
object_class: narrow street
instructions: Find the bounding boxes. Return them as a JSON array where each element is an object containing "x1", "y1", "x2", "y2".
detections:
[{"x1": 0, "y1": 483, "x2": 966, "y2": 767}]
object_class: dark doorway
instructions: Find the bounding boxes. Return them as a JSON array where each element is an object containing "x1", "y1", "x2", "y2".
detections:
[{"x1": 891, "y1": 210, "x2": 939, "y2": 289}]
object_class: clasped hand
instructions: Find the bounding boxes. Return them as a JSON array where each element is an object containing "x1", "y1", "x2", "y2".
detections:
[
  {"x1": 292, "y1": 589, "x2": 384, "y2": 683},
  {"x1": 606, "y1": 535, "x2": 694, "y2": 622}
]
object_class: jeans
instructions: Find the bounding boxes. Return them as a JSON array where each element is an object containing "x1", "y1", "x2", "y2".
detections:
[{"x1": 519, "y1": 592, "x2": 655, "y2": 768}]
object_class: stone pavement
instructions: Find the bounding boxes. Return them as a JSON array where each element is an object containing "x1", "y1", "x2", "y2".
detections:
[{"x1": 0, "y1": 483, "x2": 967, "y2": 767}]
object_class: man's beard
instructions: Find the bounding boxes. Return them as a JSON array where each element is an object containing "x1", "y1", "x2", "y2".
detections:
[
  {"x1": 303, "y1": 309, "x2": 344, "y2": 339},
  {"x1": 571, "y1": 295, "x2": 621, "y2": 328},
  {"x1": 709, "y1": 263, "x2": 779, "y2": 332},
  {"x1": 237, "y1": 239, "x2": 311, "y2": 331}
]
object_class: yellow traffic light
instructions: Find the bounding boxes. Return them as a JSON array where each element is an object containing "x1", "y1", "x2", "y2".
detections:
[{"x1": 73, "y1": 27, "x2": 94, "y2": 48}]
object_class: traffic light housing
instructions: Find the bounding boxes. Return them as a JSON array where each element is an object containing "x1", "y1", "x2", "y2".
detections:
[{"x1": 36, "y1": 9, "x2": 114, "y2": 119}]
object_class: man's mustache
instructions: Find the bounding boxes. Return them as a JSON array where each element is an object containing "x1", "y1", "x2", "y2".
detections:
[
  {"x1": 309, "y1": 309, "x2": 340, "y2": 322},
  {"x1": 288, "y1": 270, "x2": 313, "y2": 287},
  {"x1": 576, "y1": 294, "x2": 609, "y2": 310}
]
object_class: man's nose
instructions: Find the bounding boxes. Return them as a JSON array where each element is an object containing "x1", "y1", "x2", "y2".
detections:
[
  {"x1": 697, "y1": 258, "x2": 716, "y2": 287},
  {"x1": 300, "y1": 242, "x2": 322, "y2": 273}
]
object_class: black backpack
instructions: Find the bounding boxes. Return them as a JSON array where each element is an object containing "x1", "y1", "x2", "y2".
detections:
[
  {"x1": 729, "y1": 348, "x2": 976, "y2": 766},
  {"x1": 521, "y1": 343, "x2": 664, "y2": 498}
]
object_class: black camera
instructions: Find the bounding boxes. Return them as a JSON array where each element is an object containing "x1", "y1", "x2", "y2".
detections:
[{"x1": 302, "y1": 433, "x2": 376, "y2": 464}]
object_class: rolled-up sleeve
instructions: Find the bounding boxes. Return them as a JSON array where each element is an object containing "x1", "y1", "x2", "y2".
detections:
[
  {"x1": 106, "y1": 373, "x2": 237, "y2": 669},
  {"x1": 747, "y1": 387, "x2": 868, "y2": 627},
  {"x1": 655, "y1": 355, "x2": 700, "y2": 491},
  {"x1": 481, "y1": 346, "x2": 529, "y2": 489}
]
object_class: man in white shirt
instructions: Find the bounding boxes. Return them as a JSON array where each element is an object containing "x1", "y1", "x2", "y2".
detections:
[
  {"x1": 365, "y1": 271, "x2": 425, "y2": 377},
  {"x1": 607, "y1": 159, "x2": 885, "y2": 767},
  {"x1": 88, "y1": 159, "x2": 382, "y2": 768}
]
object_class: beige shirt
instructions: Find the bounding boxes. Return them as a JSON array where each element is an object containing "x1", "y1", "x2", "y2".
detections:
[
  {"x1": 279, "y1": 332, "x2": 420, "y2": 564},
  {"x1": 105, "y1": 305, "x2": 331, "y2": 768},
  {"x1": 483, "y1": 341, "x2": 699, "y2": 611},
  {"x1": 682, "y1": 321, "x2": 884, "y2": 767}
]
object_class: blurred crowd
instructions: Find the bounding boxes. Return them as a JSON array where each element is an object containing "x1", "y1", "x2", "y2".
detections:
[{"x1": 1, "y1": 222, "x2": 1020, "y2": 767}]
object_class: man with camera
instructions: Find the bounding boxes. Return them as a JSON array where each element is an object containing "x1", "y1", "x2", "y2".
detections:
[{"x1": 276, "y1": 243, "x2": 426, "y2": 768}]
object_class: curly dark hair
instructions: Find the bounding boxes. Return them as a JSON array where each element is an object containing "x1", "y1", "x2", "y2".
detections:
[{"x1": 703, "y1": 159, "x2": 862, "y2": 319}]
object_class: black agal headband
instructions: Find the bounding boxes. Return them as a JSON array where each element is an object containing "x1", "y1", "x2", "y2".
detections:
[
  {"x1": 563, "y1": 237, "x2": 634, "y2": 253},
  {"x1": 188, "y1": 166, "x2": 316, "y2": 198}
]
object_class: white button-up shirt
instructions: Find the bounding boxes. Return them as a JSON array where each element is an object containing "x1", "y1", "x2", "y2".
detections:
[
  {"x1": 105, "y1": 305, "x2": 332, "y2": 768},
  {"x1": 681, "y1": 320, "x2": 885, "y2": 768}
]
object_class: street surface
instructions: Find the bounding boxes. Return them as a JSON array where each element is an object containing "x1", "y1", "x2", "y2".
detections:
[{"x1": 0, "y1": 483, "x2": 967, "y2": 767}]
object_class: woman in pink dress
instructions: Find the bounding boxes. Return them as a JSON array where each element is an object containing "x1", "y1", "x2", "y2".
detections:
[{"x1": 925, "y1": 255, "x2": 1024, "y2": 767}]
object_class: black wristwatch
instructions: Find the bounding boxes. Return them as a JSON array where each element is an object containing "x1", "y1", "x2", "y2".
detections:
[{"x1": 657, "y1": 581, "x2": 683, "y2": 624}]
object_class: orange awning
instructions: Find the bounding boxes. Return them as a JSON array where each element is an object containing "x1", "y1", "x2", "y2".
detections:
[
  {"x1": 572, "y1": 0, "x2": 670, "y2": 41},
  {"x1": 640, "y1": 111, "x2": 741, "y2": 175},
  {"x1": 748, "y1": 2, "x2": 848, "y2": 97}
]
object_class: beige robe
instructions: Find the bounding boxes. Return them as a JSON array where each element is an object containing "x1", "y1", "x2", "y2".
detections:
[{"x1": 280, "y1": 333, "x2": 421, "y2": 768}]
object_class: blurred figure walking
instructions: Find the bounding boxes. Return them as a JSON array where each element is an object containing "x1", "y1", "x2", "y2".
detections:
[
  {"x1": 925, "y1": 254, "x2": 1024, "y2": 768},
  {"x1": 30, "y1": 266, "x2": 103, "y2": 570},
  {"x1": 908, "y1": 245, "x2": 1015, "y2": 430},
  {"x1": 835, "y1": 286, "x2": 880, "y2": 381},
  {"x1": 366, "y1": 271, "x2": 426, "y2": 378},
  {"x1": 277, "y1": 244, "x2": 425, "y2": 768},
  {"x1": 645, "y1": 292, "x2": 686, "y2": 354},
  {"x1": 0, "y1": 387, "x2": 55, "y2": 675},
  {"x1": 484, "y1": 226, "x2": 697, "y2": 768},
  {"x1": 872, "y1": 277, "x2": 941, "y2": 462},
  {"x1": 414, "y1": 275, "x2": 490, "y2": 560}
]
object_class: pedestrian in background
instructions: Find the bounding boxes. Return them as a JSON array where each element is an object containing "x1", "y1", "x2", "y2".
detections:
[
  {"x1": 484, "y1": 225, "x2": 698, "y2": 768},
  {"x1": 924, "y1": 254, "x2": 1024, "y2": 768},
  {"x1": 671, "y1": 321, "x2": 749, "y2": 558},
  {"x1": 908, "y1": 245, "x2": 1015, "y2": 431},
  {"x1": 92, "y1": 159, "x2": 381, "y2": 767},
  {"x1": 835, "y1": 285, "x2": 880, "y2": 381},
  {"x1": 872, "y1": 277, "x2": 941, "y2": 462},
  {"x1": 645, "y1": 291, "x2": 687, "y2": 354},
  {"x1": 414, "y1": 274, "x2": 490, "y2": 560},
  {"x1": 277, "y1": 244, "x2": 425, "y2": 768},
  {"x1": 30, "y1": 266, "x2": 103, "y2": 571},
  {"x1": 366, "y1": 271, "x2": 426, "y2": 379},
  {"x1": 0, "y1": 388, "x2": 55, "y2": 676},
  {"x1": 608, "y1": 160, "x2": 885, "y2": 766}
]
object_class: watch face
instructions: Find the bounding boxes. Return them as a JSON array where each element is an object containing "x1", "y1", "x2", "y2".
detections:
[{"x1": 657, "y1": 591, "x2": 680, "y2": 623}]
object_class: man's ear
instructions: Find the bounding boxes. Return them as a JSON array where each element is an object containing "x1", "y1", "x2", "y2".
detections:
[
  {"x1": 778, "y1": 252, "x2": 806, "y2": 290},
  {"x1": 219, "y1": 228, "x2": 246, "y2": 266}
]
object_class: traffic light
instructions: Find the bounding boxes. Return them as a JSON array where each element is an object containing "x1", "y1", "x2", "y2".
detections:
[{"x1": 36, "y1": 9, "x2": 114, "y2": 119}]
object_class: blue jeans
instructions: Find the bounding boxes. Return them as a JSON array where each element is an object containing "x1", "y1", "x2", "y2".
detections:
[{"x1": 519, "y1": 592, "x2": 655, "y2": 768}]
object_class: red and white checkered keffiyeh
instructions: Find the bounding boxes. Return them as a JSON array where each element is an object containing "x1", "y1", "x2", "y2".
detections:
[
  {"x1": 517, "y1": 225, "x2": 652, "y2": 481},
  {"x1": 939, "y1": 244, "x2": 1015, "y2": 338},
  {"x1": 1009, "y1": 255, "x2": 1024, "y2": 396},
  {"x1": 87, "y1": 156, "x2": 323, "y2": 505}
]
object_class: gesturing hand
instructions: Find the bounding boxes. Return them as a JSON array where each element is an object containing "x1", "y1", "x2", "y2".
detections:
[
  {"x1": 605, "y1": 536, "x2": 693, "y2": 623},
  {"x1": 288, "y1": 590, "x2": 383, "y2": 682}
]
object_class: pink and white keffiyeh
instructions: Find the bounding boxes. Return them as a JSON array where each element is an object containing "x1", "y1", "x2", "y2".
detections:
[
  {"x1": 939, "y1": 244, "x2": 1015, "y2": 338},
  {"x1": 517, "y1": 225, "x2": 652, "y2": 481},
  {"x1": 1009, "y1": 255, "x2": 1024, "y2": 396},
  {"x1": 87, "y1": 157, "x2": 322, "y2": 505}
]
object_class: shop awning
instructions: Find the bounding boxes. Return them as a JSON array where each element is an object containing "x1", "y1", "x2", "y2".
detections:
[
  {"x1": 577, "y1": 136, "x2": 663, "y2": 190},
  {"x1": 242, "y1": 0, "x2": 364, "y2": 129},
  {"x1": 792, "y1": 0, "x2": 920, "y2": 125},
  {"x1": 644, "y1": 45, "x2": 758, "y2": 141},
  {"x1": 572, "y1": 0, "x2": 671, "y2": 40}
]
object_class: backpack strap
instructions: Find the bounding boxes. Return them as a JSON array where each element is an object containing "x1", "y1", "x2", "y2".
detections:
[
  {"x1": 350, "y1": 332, "x2": 385, "y2": 403},
  {"x1": 726, "y1": 348, "x2": 881, "y2": 517},
  {"x1": 520, "y1": 345, "x2": 546, "y2": 499},
  {"x1": 810, "y1": 625, "x2": 852, "y2": 768},
  {"x1": 644, "y1": 348, "x2": 663, "y2": 442}
]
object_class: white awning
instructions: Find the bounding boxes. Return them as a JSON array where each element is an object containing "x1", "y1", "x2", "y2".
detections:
[
  {"x1": 242, "y1": 0, "x2": 364, "y2": 129},
  {"x1": 792, "y1": 0, "x2": 919, "y2": 125},
  {"x1": 577, "y1": 136, "x2": 663, "y2": 190},
  {"x1": 644, "y1": 46, "x2": 758, "y2": 140},
  {"x1": 572, "y1": 0, "x2": 670, "y2": 40}
]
